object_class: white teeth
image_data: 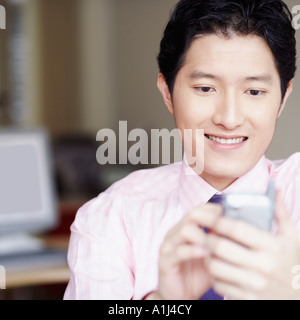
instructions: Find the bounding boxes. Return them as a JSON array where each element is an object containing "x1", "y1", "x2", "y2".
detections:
[{"x1": 207, "y1": 135, "x2": 245, "y2": 144}]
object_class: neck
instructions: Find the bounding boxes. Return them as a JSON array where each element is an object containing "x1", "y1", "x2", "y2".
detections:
[{"x1": 199, "y1": 172, "x2": 238, "y2": 191}]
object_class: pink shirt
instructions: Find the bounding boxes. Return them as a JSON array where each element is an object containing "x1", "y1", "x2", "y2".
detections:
[{"x1": 63, "y1": 153, "x2": 300, "y2": 300}]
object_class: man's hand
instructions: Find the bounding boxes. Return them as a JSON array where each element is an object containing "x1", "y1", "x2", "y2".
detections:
[
  {"x1": 148, "y1": 203, "x2": 222, "y2": 300},
  {"x1": 205, "y1": 191, "x2": 300, "y2": 300}
]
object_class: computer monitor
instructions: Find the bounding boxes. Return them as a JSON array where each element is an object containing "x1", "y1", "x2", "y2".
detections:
[{"x1": 0, "y1": 128, "x2": 58, "y2": 254}]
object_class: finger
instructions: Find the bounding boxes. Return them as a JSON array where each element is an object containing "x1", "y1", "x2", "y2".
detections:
[
  {"x1": 164, "y1": 221, "x2": 207, "y2": 249},
  {"x1": 207, "y1": 233, "x2": 264, "y2": 268},
  {"x1": 187, "y1": 204, "x2": 223, "y2": 230},
  {"x1": 206, "y1": 233, "x2": 278, "y2": 275},
  {"x1": 211, "y1": 216, "x2": 277, "y2": 251},
  {"x1": 161, "y1": 204, "x2": 222, "y2": 262},
  {"x1": 206, "y1": 257, "x2": 267, "y2": 293},
  {"x1": 164, "y1": 244, "x2": 209, "y2": 266},
  {"x1": 166, "y1": 203, "x2": 222, "y2": 247}
]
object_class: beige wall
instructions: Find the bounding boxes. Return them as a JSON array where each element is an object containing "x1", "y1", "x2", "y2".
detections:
[
  {"x1": 75, "y1": 0, "x2": 177, "y2": 134},
  {"x1": 115, "y1": 0, "x2": 177, "y2": 133},
  {"x1": 267, "y1": 0, "x2": 300, "y2": 159},
  {"x1": 77, "y1": 0, "x2": 117, "y2": 133},
  {"x1": 23, "y1": 0, "x2": 81, "y2": 135}
]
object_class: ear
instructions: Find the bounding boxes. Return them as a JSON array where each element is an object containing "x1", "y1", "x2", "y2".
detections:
[
  {"x1": 277, "y1": 79, "x2": 293, "y2": 119},
  {"x1": 157, "y1": 73, "x2": 174, "y2": 115}
]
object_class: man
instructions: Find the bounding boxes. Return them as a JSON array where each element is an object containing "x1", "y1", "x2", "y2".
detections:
[{"x1": 64, "y1": 0, "x2": 300, "y2": 300}]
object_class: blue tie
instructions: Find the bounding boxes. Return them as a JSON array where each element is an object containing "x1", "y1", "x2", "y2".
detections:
[
  {"x1": 207, "y1": 194, "x2": 223, "y2": 205},
  {"x1": 199, "y1": 194, "x2": 223, "y2": 300}
]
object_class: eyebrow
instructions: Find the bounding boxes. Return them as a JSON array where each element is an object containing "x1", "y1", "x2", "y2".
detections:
[
  {"x1": 189, "y1": 71, "x2": 273, "y2": 84},
  {"x1": 244, "y1": 74, "x2": 273, "y2": 84},
  {"x1": 189, "y1": 71, "x2": 219, "y2": 80}
]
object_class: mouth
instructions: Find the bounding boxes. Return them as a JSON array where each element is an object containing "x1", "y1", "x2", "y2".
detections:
[{"x1": 205, "y1": 134, "x2": 248, "y2": 145}]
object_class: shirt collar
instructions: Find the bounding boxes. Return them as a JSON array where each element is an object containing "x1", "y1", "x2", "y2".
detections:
[{"x1": 178, "y1": 154, "x2": 270, "y2": 215}]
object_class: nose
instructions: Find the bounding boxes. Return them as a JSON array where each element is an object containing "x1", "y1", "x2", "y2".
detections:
[{"x1": 212, "y1": 90, "x2": 245, "y2": 130}]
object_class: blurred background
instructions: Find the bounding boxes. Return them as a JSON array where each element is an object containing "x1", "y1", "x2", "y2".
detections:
[{"x1": 0, "y1": 0, "x2": 299, "y2": 299}]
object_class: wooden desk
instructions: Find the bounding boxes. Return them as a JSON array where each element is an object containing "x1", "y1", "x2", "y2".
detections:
[
  {"x1": 5, "y1": 235, "x2": 70, "y2": 289},
  {"x1": 0, "y1": 200, "x2": 82, "y2": 299},
  {"x1": 6, "y1": 265, "x2": 70, "y2": 288}
]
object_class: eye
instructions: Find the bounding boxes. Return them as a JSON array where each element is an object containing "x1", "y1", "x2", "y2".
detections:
[
  {"x1": 195, "y1": 87, "x2": 215, "y2": 93},
  {"x1": 246, "y1": 89, "x2": 266, "y2": 96}
]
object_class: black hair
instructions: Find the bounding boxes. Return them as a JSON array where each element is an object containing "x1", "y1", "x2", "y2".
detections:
[{"x1": 157, "y1": 0, "x2": 296, "y2": 99}]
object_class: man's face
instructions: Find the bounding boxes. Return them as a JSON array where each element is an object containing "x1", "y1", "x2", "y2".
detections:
[{"x1": 158, "y1": 34, "x2": 293, "y2": 190}]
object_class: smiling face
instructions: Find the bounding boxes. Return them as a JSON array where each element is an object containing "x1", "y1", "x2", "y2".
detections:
[{"x1": 158, "y1": 34, "x2": 293, "y2": 190}]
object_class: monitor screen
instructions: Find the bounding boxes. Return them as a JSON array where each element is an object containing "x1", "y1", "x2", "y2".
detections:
[{"x1": 0, "y1": 128, "x2": 58, "y2": 234}]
